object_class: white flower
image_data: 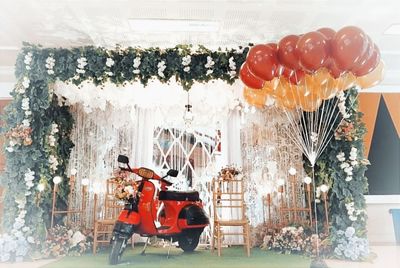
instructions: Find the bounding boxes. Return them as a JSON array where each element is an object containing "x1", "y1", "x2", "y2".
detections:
[
  {"x1": 345, "y1": 176, "x2": 353, "y2": 182},
  {"x1": 27, "y1": 236, "x2": 35, "y2": 243},
  {"x1": 181, "y1": 55, "x2": 191, "y2": 66},
  {"x1": 320, "y1": 184, "x2": 329, "y2": 193},
  {"x1": 303, "y1": 176, "x2": 312, "y2": 184},
  {"x1": 310, "y1": 132, "x2": 319, "y2": 143},
  {"x1": 315, "y1": 187, "x2": 321, "y2": 198},
  {"x1": 183, "y1": 66, "x2": 190, "y2": 73},
  {"x1": 24, "y1": 169, "x2": 35, "y2": 183},
  {"x1": 24, "y1": 52, "x2": 32, "y2": 67},
  {"x1": 340, "y1": 162, "x2": 350, "y2": 169},
  {"x1": 22, "y1": 77, "x2": 30, "y2": 89},
  {"x1": 205, "y1": 56, "x2": 215, "y2": 69},
  {"x1": 25, "y1": 111, "x2": 32, "y2": 116},
  {"x1": 49, "y1": 155, "x2": 59, "y2": 171},
  {"x1": 157, "y1": 61, "x2": 166, "y2": 78},
  {"x1": 228, "y1": 57, "x2": 236, "y2": 70},
  {"x1": 76, "y1": 57, "x2": 87, "y2": 74},
  {"x1": 349, "y1": 215, "x2": 357, "y2": 221},
  {"x1": 105, "y1": 71, "x2": 114, "y2": 76},
  {"x1": 6, "y1": 146, "x2": 14, "y2": 153},
  {"x1": 53, "y1": 176, "x2": 62, "y2": 185},
  {"x1": 206, "y1": 69, "x2": 213, "y2": 75},
  {"x1": 9, "y1": 140, "x2": 16, "y2": 147},
  {"x1": 344, "y1": 166, "x2": 353, "y2": 176},
  {"x1": 351, "y1": 160, "x2": 358, "y2": 166},
  {"x1": 228, "y1": 70, "x2": 236, "y2": 78},
  {"x1": 45, "y1": 56, "x2": 55, "y2": 74},
  {"x1": 106, "y1": 58, "x2": 115, "y2": 67},
  {"x1": 70, "y1": 168, "x2": 77, "y2": 176},
  {"x1": 288, "y1": 167, "x2": 297, "y2": 175},
  {"x1": 21, "y1": 98, "x2": 30, "y2": 110},
  {"x1": 22, "y1": 226, "x2": 30, "y2": 232},
  {"x1": 48, "y1": 135, "x2": 56, "y2": 147},
  {"x1": 133, "y1": 57, "x2": 141, "y2": 68},
  {"x1": 124, "y1": 185, "x2": 135, "y2": 195},
  {"x1": 70, "y1": 231, "x2": 86, "y2": 248},
  {"x1": 336, "y1": 152, "x2": 346, "y2": 162},
  {"x1": 37, "y1": 183, "x2": 45, "y2": 192},
  {"x1": 81, "y1": 178, "x2": 90, "y2": 186},
  {"x1": 133, "y1": 69, "x2": 140, "y2": 74},
  {"x1": 22, "y1": 119, "x2": 30, "y2": 127}
]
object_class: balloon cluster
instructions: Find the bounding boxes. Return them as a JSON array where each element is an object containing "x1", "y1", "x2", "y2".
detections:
[{"x1": 240, "y1": 26, "x2": 384, "y2": 111}]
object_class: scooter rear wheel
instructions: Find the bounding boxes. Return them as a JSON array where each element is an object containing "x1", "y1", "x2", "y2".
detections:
[
  {"x1": 109, "y1": 238, "x2": 126, "y2": 265},
  {"x1": 178, "y1": 230, "x2": 201, "y2": 252}
]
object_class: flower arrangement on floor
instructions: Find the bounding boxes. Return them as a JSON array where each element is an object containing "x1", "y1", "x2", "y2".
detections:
[
  {"x1": 252, "y1": 224, "x2": 330, "y2": 257},
  {"x1": 40, "y1": 225, "x2": 92, "y2": 258}
]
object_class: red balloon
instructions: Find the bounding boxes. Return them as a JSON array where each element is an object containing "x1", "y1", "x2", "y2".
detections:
[
  {"x1": 325, "y1": 58, "x2": 344, "y2": 79},
  {"x1": 289, "y1": 69, "x2": 305, "y2": 85},
  {"x1": 278, "y1": 35, "x2": 302, "y2": 70},
  {"x1": 247, "y1": 44, "x2": 278, "y2": 81},
  {"x1": 266, "y1": 43, "x2": 278, "y2": 50},
  {"x1": 239, "y1": 62, "x2": 265, "y2": 89},
  {"x1": 331, "y1": 26, "x2": 369, "y2": 70},
  {"x1": 296, "y1": 31, "x2": 329, "y2": 72},
  {"x1": 354, "y1": 36, "x2": 374, "y2": 67},
  {"x1": 317, "y1": 28, "x2": 336, "y2": 40},
  {"x1": 352, "y1": 44, "x2": 381, "y2": 77}
]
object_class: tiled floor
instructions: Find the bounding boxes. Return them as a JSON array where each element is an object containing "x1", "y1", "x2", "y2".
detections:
[{"x1": 325, "y1": 245, "x2": 400, "y2": 268}]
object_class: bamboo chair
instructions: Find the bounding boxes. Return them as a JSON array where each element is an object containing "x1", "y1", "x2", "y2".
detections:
[
  {"x1": 92, "y1": 179, "x2": 124, "y2": 254},
  {"x1": 211, "y1": 173, "x2": 251, "y2": 257}
]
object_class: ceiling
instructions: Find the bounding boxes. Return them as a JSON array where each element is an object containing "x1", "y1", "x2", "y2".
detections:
[{"x1": 0, "y1": 0, "x2": 399, "y2": 91}]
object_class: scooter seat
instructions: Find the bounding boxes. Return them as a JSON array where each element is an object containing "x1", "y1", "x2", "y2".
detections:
[{"x1": 159, "y1": 190, "x2": 200, "y2": 201}]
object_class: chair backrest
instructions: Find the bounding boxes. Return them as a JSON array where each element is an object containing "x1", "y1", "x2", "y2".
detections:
[
  {"x1": 94, "y1": 179, "x2": 124, "y2": 221},
  {"x1": 212, "y1": 173, "x2": 246, "y2": 221}
]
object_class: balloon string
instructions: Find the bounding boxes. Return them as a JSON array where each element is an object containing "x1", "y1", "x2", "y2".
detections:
[{"x1": 312, "y1": 165, "x2": 320, "y2": 258}]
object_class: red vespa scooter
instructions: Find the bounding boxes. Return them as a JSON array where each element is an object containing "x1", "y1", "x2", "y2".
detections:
[{"x1": 109, "y1": 155, "x2": 209, "y2": 265}]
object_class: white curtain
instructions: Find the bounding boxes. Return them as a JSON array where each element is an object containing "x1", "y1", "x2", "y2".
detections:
[
  {"x1": 131, "y1": 108, "x2": 155, "y2": 168},
  {"x1": 219, "y1": 109, "x2": 243, "y2": 244},
  {"x1": 220, "y1": 110, "x2": 242, "y2": 168}
]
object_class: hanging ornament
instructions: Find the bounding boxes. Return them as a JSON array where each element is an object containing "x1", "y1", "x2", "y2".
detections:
[{"x1": 183, "y1": 92, "x2": 194, "y2": 133}]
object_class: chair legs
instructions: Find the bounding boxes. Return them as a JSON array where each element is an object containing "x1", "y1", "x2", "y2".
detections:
[
  {"x1": 93, "y1": 222, "x2": 98, "y2": 255},
  {"x1": 211, "y1": 224, "x2": 251, "y2": 257}
]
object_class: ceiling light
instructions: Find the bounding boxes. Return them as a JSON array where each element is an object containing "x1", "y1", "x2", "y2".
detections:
[
  {"x1": 128, "y1": 19, "x2": 220, "y2": 33},
  {"x1": 384, "y1": 24, "x2": 400, "y2": 35}
]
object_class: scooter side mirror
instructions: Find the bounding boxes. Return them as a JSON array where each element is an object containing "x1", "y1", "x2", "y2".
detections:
[
  {"x1": 167, "y1": 169, "x2": 179, "y2": 177},
  {"x1": 118, "y1": 155, "x2": 129, "y2": 164}
]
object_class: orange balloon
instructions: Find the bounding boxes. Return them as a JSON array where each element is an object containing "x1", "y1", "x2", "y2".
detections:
[
  {"x1": 276, "y1": 96, "x2": 296, "y2": 110},
  {"x1": 274, "y1": 77, "x2": 291, "y2": 99},
  {"x1": 243, "y1": 87, "x2": 267, "y2": 108},
  {"x1": 336, "y1": 72, "x2": 357, "y2": 91},
  {"x1": 314, "y1": 68, "x2": 330, "y2": 86},
  {"x1": 356, "y1": 61, "x2": 385, "y2": 89},
  {"x1": 317, "y1": 75, "x2": 338, "y2": 100},
  {"x1": 299, "y1": 93, "x2": 322, "y2": 112}
]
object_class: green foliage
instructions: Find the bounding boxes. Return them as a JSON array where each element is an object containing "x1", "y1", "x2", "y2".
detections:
[{"x1": 305, "y1": 88, "x2": 370, "y2": 260}]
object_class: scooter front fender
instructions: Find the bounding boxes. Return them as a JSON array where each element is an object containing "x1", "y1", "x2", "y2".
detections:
[
  {"x1": 118, "y1": 210, "x2": 141, "y2": 225},
  {"x1": 112, "y1": 221, "x2": 135, "y2": 240}
]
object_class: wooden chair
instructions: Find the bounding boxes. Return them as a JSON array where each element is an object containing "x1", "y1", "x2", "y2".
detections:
[
  {"x1": 211, "y1": 173, "x2": 251, "y2": 257},
  {"x1": 92, "y1": 179, "x2": 124, "y2": 254}
]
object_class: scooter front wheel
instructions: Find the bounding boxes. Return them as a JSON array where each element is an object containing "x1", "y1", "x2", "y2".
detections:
[
  {"x1": 178, "y1": 230, "x2": 201, "y2": 252},
  {"x1": 109, "y1": 238, "x2": 127, "y2": 265}
]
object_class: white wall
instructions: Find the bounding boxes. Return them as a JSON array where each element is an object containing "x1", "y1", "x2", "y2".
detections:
[{"x1": 365, "y1": 195, "x2": 400, "y2": 244}]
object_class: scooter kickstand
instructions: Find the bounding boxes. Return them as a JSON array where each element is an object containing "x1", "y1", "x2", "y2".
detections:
[
  {"x1": 141, "y1": 237, "x2": 150, "y2": 255},
  {"x1": 167, "y1": 237, "x2": 173, "y2": 259}
]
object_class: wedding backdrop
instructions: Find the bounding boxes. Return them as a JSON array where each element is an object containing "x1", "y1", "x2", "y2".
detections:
[{"x1": 0, "y1": 25, "x2": 383, "y2": 263}]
